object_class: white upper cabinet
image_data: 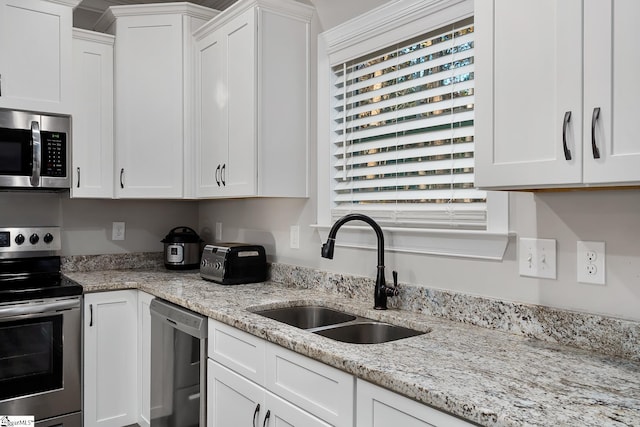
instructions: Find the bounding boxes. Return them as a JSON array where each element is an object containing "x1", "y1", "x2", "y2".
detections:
[
  {"x1": 194, "y1": 0, "x2": 313, "y2": 198},
  {"x1": 71, "y1": 29, "x2": 114, "y2": 198},
  {"x1": 95, "y1": 3, "x2": 219, "y2": 199},
  {"x1": 475, "y1": 0, "x2": 640, "y2": 190},
  {"x1": 582, "y1": 0, "x2": 640, "y2": 184},
  {"x1": 0, "y1": 0, "x2": 79, "y2": 114}
]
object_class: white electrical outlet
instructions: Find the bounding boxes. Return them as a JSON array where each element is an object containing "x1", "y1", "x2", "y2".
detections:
[
  {"x1": 290, "y1": 225, "x2": 300, "y2": 249},
  {"x1": 577, "y1": 241, "x2": 605, "y2": 285},
  {"x1": 112, "y1": 222, "x2": 125, "y2": 241},
  {"x1": 215, "y1": 222, "x2": 222, "y2": 241},
  {"x1": 518, "y1": 237, "x2": 557, "y2": 279}
]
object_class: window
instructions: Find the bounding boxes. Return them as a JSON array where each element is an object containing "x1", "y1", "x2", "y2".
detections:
[
  {"x1": 330, "y1": 19, "x2": 484, "y2": 229},
  {"x1": 316, "y1": 0, "x2": 509, "y2": 259}
]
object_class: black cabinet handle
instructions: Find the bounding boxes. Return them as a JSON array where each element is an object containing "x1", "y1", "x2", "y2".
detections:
[
  {"x1": 120, "y1": 168, "x2": 125, "y2": 188},
  {"x1": 77, "y1": 167, "x2": 81, "y2": 188},
  {"x1": 215, "y1": 164, "x2": 221, "y2": 186},
  {"x1": 89, "y1": 304, "x2": 93, "y2": 327},
  {"x1": 252, "y1": 404, "x2": 260, "y2": 427},
  {"x1": 262, "y1": 410, "x2": 271, "y2": 427},
  {"x1": 562, "y1": 111, "x2": 572, "y2": 161},
  {"x1": 221, "y1": 163, "x2": 226, "y2": 186},
  {"x1": 591, "y1": 107, "x2": 601, "y2": 159}
]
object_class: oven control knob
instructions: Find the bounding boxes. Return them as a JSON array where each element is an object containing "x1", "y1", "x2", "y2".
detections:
[
  {"x1": 15, "y1": 234, "x2": 25, "y2": 245},
  {"x1": 29, "y1": 233, "x2": 39, "y2": 245},
  {"x1": 44, "y1": 233, "x2": 54, "y2": 244}
]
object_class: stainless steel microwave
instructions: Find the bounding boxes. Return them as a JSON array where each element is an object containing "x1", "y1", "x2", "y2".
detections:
[{"x1": 0, "y1": 109, "x2": 70, "y2": 189}]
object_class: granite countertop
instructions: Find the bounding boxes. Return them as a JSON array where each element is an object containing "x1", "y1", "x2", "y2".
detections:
[{"x1": 65, "y1": 268, "x2": 640, "y2": 427}]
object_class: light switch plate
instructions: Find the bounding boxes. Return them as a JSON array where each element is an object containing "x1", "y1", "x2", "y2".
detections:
[
  {"x1": 112, "y1": 222, "x2": 125, "y2": 241},
  {"x1": 290, "y1": 225, "x2": 300, "y2": 249},
  {"x1": 519, "y1": 238, "x2": 557, "y2": 279}
]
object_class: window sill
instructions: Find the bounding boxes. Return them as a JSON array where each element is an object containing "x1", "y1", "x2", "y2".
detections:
[{"x1": 311, "y1": 224, "x2": 513, "y2": 261}]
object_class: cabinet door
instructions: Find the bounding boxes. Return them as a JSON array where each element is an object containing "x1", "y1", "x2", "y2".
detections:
[
  {"x1": 71, "y1": 30, "x2": 114, "y2": 199},
  {"x1": 137, "y1": 291, "x2": 154, "y2": 427},
  {"x1": 221, "y1": 9, "x2": 257, "y2": 196},
  {"x1": 583, "y1": 0, "x2": 640, "y2": 184},
  {"x1": 474, "y1": 0, "x2": 583, "y2": 189},
  {"x1": 0, "y1": 0, "x2": 73, "y2": 114},
  {"x1": 356, "y1": 379, "x2": 475, "y2": 427},
  {"x1": 114, "y1": 13, "x2": 184, "y2": 198},
  {"x1": 208, "y1": 360, "x2": 263, "y2": 427},
  {"x1": 84, "y1": 290, "x2": 138, "y2": 427},
  {"x1": 195, "y1": 30, "x2": 228, "y2": 198}
]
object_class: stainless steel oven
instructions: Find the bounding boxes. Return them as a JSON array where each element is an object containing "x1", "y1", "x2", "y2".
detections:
[{"x1": 0, "y1": 227, "x2": 82, "y2": 426}]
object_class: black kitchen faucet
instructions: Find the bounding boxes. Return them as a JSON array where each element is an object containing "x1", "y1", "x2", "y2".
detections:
[{"x1": 321, "y1": 213, "x2": 399, "y2": 310}]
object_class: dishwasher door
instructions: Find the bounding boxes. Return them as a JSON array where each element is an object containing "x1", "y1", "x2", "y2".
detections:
[{"x1": 150, "y1": 298, "x2": 207, "y2": 427}]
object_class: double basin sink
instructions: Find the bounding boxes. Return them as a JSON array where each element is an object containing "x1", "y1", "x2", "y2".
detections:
[{"x1": 253, "y1": 305, "x2": 427, "y2": 344}]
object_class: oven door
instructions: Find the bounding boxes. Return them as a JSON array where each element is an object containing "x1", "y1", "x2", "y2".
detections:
[{"x1": 0, "y1": 296, "x2": 81, "y2": 422}]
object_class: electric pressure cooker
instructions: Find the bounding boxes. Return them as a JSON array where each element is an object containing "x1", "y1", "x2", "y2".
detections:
[{"x1": 161, "y1": 226, "x2": 203, "y2": 270}]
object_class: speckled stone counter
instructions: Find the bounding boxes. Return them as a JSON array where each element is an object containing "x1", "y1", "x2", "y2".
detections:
[{"x1": 64, "y1": 265, "x2": 640, "y2": 427}]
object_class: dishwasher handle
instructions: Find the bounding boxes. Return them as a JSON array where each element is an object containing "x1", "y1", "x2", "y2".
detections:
[{"x1": 149, "y1": 298, "x2": 207, "y2": 338}]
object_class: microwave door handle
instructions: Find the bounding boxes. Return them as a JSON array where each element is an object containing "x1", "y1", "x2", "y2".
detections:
[{"x1": 31, "y1": 120, "x2": 41, "y2": 187}]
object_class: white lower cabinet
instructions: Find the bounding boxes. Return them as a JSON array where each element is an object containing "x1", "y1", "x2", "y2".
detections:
[
  {"x1": 356, "y1": 379, "x2": 475, "y2": 427},
  {"x1": 207, "y1": 319, "x2": 353, "y2": 427},
  {"x1": 83, "y1": 290, "x2": 138, "y2": 427}
]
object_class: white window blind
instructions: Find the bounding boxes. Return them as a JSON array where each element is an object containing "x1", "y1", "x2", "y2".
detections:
[{"x1": 331, "y1": 18, "x2": 486, "y2": 229}]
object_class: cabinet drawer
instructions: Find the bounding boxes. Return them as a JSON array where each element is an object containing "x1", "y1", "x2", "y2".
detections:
[
  {"x1": 356, "y1": 379, "x2": 475, "y2": 427},
  {"x1": 208, "y1": 319, "x2": 265, "y2": 385},
  {"x1": 266, "y1": 342, "x2": 354, "y2": 427}
]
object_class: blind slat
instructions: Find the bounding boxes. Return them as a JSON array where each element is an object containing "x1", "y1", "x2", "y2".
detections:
[
  {"x1": 334, "y1": 142, "x2": 475, "y2": 168},
  {"x1": 334, "y1": 158, "x2": 476, "y2": 180},
  {"x1": 332, "y1": 110, "x2": 474, "y2": 144},
  {"x1": 334, "y1": 127, "x2": 474, "y2": 156},
  {"x1": 335, "y1": 74, "x2": 474, "y2": 120}
]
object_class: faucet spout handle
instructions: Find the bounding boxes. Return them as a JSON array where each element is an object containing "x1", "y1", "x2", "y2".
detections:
[{"x1": 388, "y1": 270, "x2": 399, "y2": 297}]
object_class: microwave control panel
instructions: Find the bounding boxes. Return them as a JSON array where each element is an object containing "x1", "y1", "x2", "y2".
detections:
[{"x1": 42, "y1": 131, "x2": 67, "y2": 177}]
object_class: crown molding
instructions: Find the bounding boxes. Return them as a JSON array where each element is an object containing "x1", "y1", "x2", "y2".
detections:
[
  {"x1": 321, "y1": 0, "x2": 472, "y2": 65},
  {"x1": 94, "y1": 2, "x2": 219, "y2": 32},
  {"x1": 194, "y1": 0, "x2": 314, "y2": 39}
]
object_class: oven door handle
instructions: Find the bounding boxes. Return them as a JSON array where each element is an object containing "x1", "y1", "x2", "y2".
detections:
[{"x1": 0, "y1": 298, "x2": 80, "y2": 319}]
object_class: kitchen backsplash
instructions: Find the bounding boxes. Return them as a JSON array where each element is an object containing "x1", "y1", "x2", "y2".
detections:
[
  {"x1": 62, "y1": 252, "x2": 163, "y2": 272},
  {"x1": 62, "y1": 252, "x2": 640, "y2": 361}
]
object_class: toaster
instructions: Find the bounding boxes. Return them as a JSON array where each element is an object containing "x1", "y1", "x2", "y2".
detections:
[{"x1": 200, "y1": 243, "x2": 267, "y2": 285}]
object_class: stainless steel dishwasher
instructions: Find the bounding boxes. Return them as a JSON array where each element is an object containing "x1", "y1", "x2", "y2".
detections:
[{"x1": 150, "y1": 298, "x2": 207, "y2": 427}]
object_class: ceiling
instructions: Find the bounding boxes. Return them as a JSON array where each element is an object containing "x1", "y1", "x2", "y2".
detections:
[{"x1": 76, "y1": 0, "x2": 238, "y2": 15}]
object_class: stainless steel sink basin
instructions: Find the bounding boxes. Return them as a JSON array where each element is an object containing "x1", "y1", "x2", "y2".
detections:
[
  {"x1": 314, "y1": 321, "x2": 424, "y2": 344},
  {"x1": 254, "y1": 305, "x2": 357, "y2": 329},
  {"x1": 252, "y1": 305, "x2": 426, "y2": 344}
]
